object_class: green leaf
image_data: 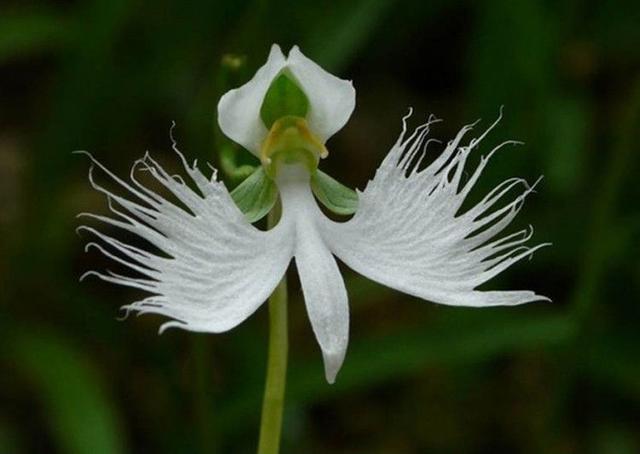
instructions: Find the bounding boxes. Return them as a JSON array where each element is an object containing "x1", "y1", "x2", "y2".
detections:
[
  {"x1": 230, "y1": 166, "x2": 278, "y2": 223},
  {"x1": 303, "y1": 0, "x2": 395, "y2": 71},
  {"x1": 311, "y1": 170, "x2": 359, "y2": 215},
  {"x1": 0, "y1": 418, "x2": 24, "y2": 454},
  {"x1": 585, "y1": 332, "x2": 640, "y2": 402},
  {"x1": 260, "y1": 73, "x2": 310, "y2": 128},
  {"x1": 545, "y1": 96, "x2": 589, "y2": 195},
  {"x1": 590, "y1": 424, "x2": 639, "y2": 454},
  {"x1": 6, "y1": 327, "x2": 127, "y2": 454},
  {"x1": 217, "y1": 311, "x2": 575, "y2": 432},
  {"x1": 0, "y1": 12, "x2": 70, "y2": 63}
]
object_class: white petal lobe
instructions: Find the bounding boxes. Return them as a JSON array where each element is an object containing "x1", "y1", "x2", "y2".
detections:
[
  {"x1": 277, "y1": 166, "x2": 349, "y2": 383},
  {"x1": 217, "y1": 44, "x2": 286, "y2": 155},
  {"x1": 322, "y1": 112, "x2": 550, "y2": 307},
  {"x1": 77, "y1": 149, "x2": 294, "y2": 333},
  {"x1": 287, "y1": 46, "x2": 356, "y2": 143},
  {"x1": 216, "y1": 45, "x2": 355, "y2": 154},
  {"x1": 296, "y1": 223, "x2": 349, "y2": 384}
]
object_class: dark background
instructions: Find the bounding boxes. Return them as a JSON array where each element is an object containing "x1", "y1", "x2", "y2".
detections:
[{"x1": 1, "y1": 0, "x2": 639, "y2": 453}]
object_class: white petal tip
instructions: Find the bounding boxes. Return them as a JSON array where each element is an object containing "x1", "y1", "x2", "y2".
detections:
[
  {"x1": 325, "y1": 368, "x2": 338, "y2": 385},
  {"x1": 116, "y1": 307, "x2": 133, "y2": 321},
  {"x1": 158, "y1": 320, "x2": 187, "y2": 334},
  {"x1": 322, "y1": 350, "x2": 345, "y2": 384},
  {"x1": 79, "y1": 270, "x2": 97, "y2": 282}
]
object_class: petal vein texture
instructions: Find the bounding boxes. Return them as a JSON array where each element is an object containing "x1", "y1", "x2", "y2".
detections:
[
  {"x1": 77, "y1": 149, "x2": 293, "y2": 333},
  {"x1": 322, "y1": 111, "x2": 551, "y2": 307}
]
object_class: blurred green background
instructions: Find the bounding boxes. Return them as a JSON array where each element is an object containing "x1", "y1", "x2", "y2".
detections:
[{"x1": 1, "y1": 0, "x2": 639, "y2": 453}]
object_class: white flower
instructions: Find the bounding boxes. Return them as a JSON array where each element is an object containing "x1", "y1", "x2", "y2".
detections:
[{"x1": 78, "y1": 44, "x2": 549, "y2": 384}]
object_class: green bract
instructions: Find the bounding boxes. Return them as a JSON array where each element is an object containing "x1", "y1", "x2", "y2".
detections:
[
  {"x1": 311, "y1": 170, "x2": 359, "y2": 215},
  {"x1": 230, "y1": 166, "x2": 278, "y2": 223},
  {"x1": 230, "y1": 165, "x2": 358, "y2": 221}
]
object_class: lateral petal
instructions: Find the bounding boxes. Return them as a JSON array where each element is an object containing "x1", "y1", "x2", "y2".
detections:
[
  {"x1": 322, "y1": 112, "x2": 550, "y2": 307},
  {"x1": 77, "y1": 149, "x2": 294, "y2": 333}
]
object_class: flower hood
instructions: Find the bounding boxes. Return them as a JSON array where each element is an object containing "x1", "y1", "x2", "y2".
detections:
[{"x1": 217, "y1": 44, "x2": 355, "y2": 156}]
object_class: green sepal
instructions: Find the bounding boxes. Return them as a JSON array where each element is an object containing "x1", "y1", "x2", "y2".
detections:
[
  {"x1": 260, "y1": 73, "x2": 309, "y2": 128},
  {"x1": 311, "y1": 170, "x2": 359, "y2": 215},
  {"x1": 230, "y1": 167, "x2": 278, "y2": 223}
]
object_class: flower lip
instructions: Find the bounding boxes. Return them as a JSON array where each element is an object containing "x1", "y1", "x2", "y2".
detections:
[{"x1": 217, "y1": 44, "x2": 356, "y2": 156}]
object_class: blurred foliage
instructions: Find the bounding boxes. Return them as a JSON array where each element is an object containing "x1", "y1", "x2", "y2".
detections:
[{"x1": 1, "y1": 0, "x2": 639, "y2": 453}]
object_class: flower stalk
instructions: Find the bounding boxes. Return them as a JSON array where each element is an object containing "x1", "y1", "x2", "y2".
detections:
[{"x1": 257, "y1": 208, "x2": 288, "y2": 454}]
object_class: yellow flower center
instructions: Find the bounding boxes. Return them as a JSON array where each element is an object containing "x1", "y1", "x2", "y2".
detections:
[{"x1": 260, "y1": 115, "x2": 328, "y2": 178}]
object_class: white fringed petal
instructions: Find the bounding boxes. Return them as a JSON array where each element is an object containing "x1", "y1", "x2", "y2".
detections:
[
  {"x1": 77, "y1": 149, "x2": 294, "y2": 333},
  {"x1": 217, "y1": 45, "x2": 355, "y2": 155},
  {"x1": 322, "y1": 111, "x2": 550, "y2": 307},
  {"x1": 277, "y1": 166, "x2": 349, "y2": 383}
]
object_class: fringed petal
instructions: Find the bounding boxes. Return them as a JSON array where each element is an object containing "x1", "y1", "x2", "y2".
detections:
[
  {"x1": 321, "y1": 110, "x2": 550, "y2": 307},
  {"x1": 77, "y1": 149, "x2": 294, "y2": 333}
]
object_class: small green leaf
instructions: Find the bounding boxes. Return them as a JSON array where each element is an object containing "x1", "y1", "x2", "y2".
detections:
[
  {"x1": 230, "y1": 167, "x2": 278, "y2": 223},
  {"x1": 6, "y1": 327, "x2": 127, "y2": 454},
  {"x1": 311, "y1": 170, "x2": 359, "y2": 215},
  {"x1": 260, "y1": 73, "x2": 309, "y2": 128}
]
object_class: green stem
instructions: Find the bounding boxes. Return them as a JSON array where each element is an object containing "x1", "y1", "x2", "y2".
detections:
[
  {"x1": 192, "y1": 336, "x2": 216, "y2": 453},
  {"x1": 257, "y1": 210, "x2": 288, "y2": 454}
]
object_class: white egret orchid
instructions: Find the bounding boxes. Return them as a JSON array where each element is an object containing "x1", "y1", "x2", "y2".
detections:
[{"x1": 78, "y1": 44, "x2": 549, "y2": 384}]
